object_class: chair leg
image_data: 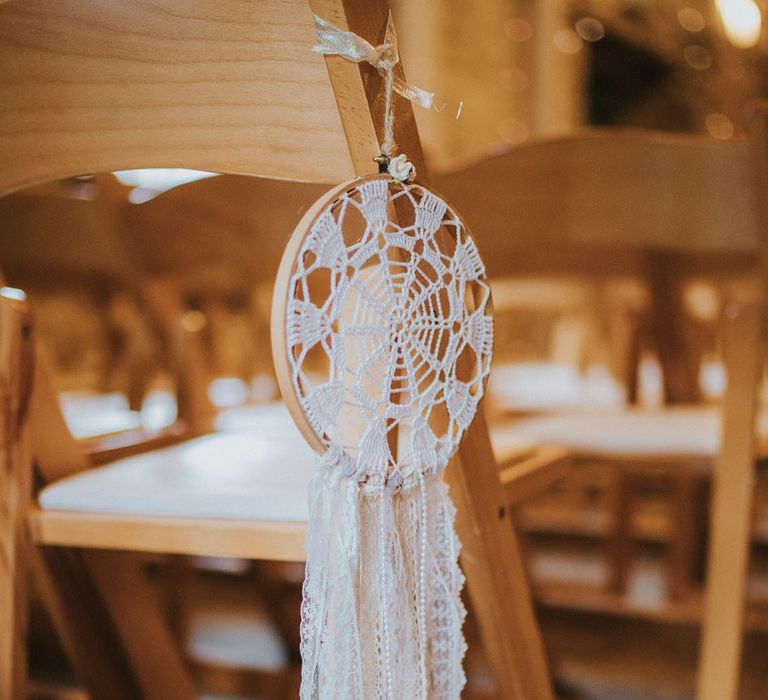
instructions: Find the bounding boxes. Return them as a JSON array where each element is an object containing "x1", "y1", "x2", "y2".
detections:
[
  {"x1": 35, "y1": 547, "x2": 197, "y2": 700},
  {"x1": 31, "y1": 546, "x2": 139, "y2": 700},
  {"x1": 452, "y1": 408, "x2": 554, "y2": 700},
  {"x1": 81, "y1": 549, "x2": 197, "y2": 700},
  {"x1": 605, "y1": 471, "x2": 632, "y2": 595},
  {"x1": 0, "y1": 487, "x2": 28, "y2": 700},
  {"x1": 668, "y1": 472, "x2": 698, "y2": 602},
  {"x1": 697, "y1": 304, "x2": 761, "y2": 700},
  {"x1": 1, "y1": 367, "x2": 32, "y2": 700}
]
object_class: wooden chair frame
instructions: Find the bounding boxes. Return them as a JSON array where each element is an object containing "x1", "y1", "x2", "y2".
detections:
[
  {"x1": 0, "y1": 1, "x2": 558, "y2": 698},
  {"x1": 0, "y1": 288, "x2": 34, "y2": 700}
]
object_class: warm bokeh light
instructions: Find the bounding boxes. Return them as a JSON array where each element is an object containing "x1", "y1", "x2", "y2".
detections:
[
  {"x1": 705, "y1": 112, "x2": 735, "y2": 139},
  {"x1": 678, "y1": 7, "x2": 706, "y2": 32},
  {"x1": 683, "y1": 43, "x2": 712, "y2": 70},
  {"x1": 683, "y1": 281, "x2": 720, "y2": 321},
  {"x1": 503, "y1": 17, "x2": 533, "y2": 42},
  {"x1": 181, "y1": 309, "x2": 207, "y2": 333},
  {"x1": 716, "y1": 0, "x2": 762, "y2": 48},
  {"x1": 553, "y1": 28, "x2": 583, "y2": 54},
  {"x1": 574, "y1": 17, "x2": 605, "y2": 42}
]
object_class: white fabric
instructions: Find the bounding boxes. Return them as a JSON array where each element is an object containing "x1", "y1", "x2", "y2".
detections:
[
  {"x1": 488, "y1": 362, "x2": 625, "y2": 413},
  {"x1": 60, "y1": 389, "x2": 178, "y2": 437},
  {"x1": 42, "y1": 399, "x2": 525, "y2": 524},
  {"x1": 215, "y1": 402, "x2": 311, "y2": 438},
  {"x1": 40, "y1": 403, "x2": 316, "y2": 521},
  {"x1": 59, "y1": 391, "x2": 142, "y2": 439},
  {"x1": 513, "y1": 406, "x2": 726, "y2": 457},
  {"x1": 489, "y1": 423, "x2": 539, "y2": 461},
  {"x1": 284, "y1": 179, "x2": 491, "y2": 699}
]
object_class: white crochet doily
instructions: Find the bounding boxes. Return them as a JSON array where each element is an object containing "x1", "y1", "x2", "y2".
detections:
[
  {"x1": 277, "y1": 174, "x2": 493, "y2": 490},
  {"x1": 272, "y1": 174, "x2": 493, "y2": 700}
]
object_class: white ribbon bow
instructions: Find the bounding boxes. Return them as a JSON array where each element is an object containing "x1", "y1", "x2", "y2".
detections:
[{"x1": 313, "y1": 13, "x2": 434, "y2": 110}]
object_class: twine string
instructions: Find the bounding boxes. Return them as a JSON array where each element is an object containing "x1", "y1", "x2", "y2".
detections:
[{"x1": 313, "y1": 13, "x2": 434, "y2": 157}]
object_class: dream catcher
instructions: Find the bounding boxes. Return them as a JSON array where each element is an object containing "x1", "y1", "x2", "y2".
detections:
[{"x1": 271, "y1": 14, "x2": 493, "y2": 700}]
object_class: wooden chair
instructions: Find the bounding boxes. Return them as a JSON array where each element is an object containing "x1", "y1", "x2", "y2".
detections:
[
  {"x1": 435, "y1": 119, "x2": 768, "y2": 699},
  {"x1": 0, "y1": 1, "x2": 564, "y2": 698},
  {"x1": 116, "y1": 174, "x2": 330, "y2": 404},
  {"x1": 0, "y1": 177, "x2": 215, "y2": 441},
  {"x1": 0, "y1": 287, "x2": 34, "y2": 700},
  {"x1": 0, "y1": 181, "x2": 148, "y2": 422}
]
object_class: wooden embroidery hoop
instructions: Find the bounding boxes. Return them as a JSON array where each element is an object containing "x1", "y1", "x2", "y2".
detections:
[{"x1": 271, "y1": 172, "x2": 492, "y2": 464}]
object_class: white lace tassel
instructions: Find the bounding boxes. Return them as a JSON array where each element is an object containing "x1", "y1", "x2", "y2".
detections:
[
  {"x1": 417, "y1": 470, "x2": 429, "y2": 699},
  {"x1": 300, "y1": 465, "x2": 364, "y2": 699},
  {"x1": 378, "y1": 483, "x2": 395, "y2": 700},
  {"x1": 300, "y1": 463, "x2": 467, "y2": 699},
  {"x1": 425, "y1": 478, "x2": 468, "y2": 699}
]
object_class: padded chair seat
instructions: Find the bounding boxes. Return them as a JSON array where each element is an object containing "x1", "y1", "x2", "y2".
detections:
[
  {"x1": 488, "y1": 362, "x2": 625, "y2": 414},
  {"x1": 60, "y1": 391, "x2": 142, "y2": 439},
  {"x1": 513, "y1": 406, "x2": 768, "y2": 459},
  {"x1": 40, "y1": 404, "x2": 317, "y2": 521},
  {"x1": 40, "y1": 402, "x2": 537, "y2": 521},
  {"x1": 218, "y1": 403, "x2": 539, "y2": 463},
  {"x1": 214, "y1": 402, "x2": 309, "y2": 437}
]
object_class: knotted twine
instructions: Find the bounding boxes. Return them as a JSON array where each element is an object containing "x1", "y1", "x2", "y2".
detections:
[{"x1": 312, "y1": 13, "x2": 434, "y2": 157}]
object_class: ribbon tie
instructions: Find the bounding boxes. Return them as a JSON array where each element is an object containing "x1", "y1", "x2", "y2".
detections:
[{"x1": 313, "y1": 13, "x2": 434, "y2": 156}]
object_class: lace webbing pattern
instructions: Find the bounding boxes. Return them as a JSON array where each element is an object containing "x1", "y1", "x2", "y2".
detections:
[{"x1": 285, "y1": 177, "x2": 492, "y2": 698}]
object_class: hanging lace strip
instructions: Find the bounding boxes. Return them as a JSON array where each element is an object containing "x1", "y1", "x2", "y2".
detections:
[{"x1": 278, "y1": 177, "x2": 493, "y2": 699}]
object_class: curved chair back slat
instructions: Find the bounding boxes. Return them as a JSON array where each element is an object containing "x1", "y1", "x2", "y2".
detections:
[
  {"x1": 0, "y1": 0, "x2": 355, "y2": 195},
  {"x1": 436, "y1": 131, "x2": 757, "y2": 260},
  {"x1": 119, "y1": 175, "x2": 330, "y2": 294}
]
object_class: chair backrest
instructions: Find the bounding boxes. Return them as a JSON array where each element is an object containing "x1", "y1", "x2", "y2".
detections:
[
  {"x1": 436, "y1": 130, "x2": 757, "y2": 262},
  {"x1": 0, "y1": 183, "x2": 137, "y2": 289},
  {"x1": 0, "y1": 0, "x2": 368, "y2": 471},
  {"x1": 435, "y1": 130, "x2": 760, "y2": 404},
  {"x1": 0, "y1": 0, "x2": 361, "y2": 194},
  {"x1": 118, "y1": 175, "x2": 329, "y2": 296}
]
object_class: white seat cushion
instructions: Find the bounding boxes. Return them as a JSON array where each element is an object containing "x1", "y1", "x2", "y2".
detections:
[
  {"x1": 41, "y1": 400, "x2": 542, "y2": 521},
  {"x1": 513, "y1": 407, "x2": 735, "y2": 458},
  {"x1": 60, "y1": 389, "x2": 179, "y2": 438},
  {"x1": 488, "y1": 362, "x2": 626, "y2": 414},
  {"x1": 214, "y1": 402, "x2": 308, "y2": 437},
  {"x1": 219, "y1": 403, "x2": 539, "y2": 463},
  {"x1": 40, "y1": 403, "x2": 317, "y2": 521},
  {"x1": 60, "y1": 391, "x2": 142, "y2": 439}
]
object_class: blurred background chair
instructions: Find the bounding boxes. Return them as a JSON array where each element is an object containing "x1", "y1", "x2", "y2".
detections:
[
  {"x1": 0, "y1": 176, "x2": 216, "y2": 443},
  {"x1": 435, "y1": 123, "x2": 768, "y2": 699}
]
